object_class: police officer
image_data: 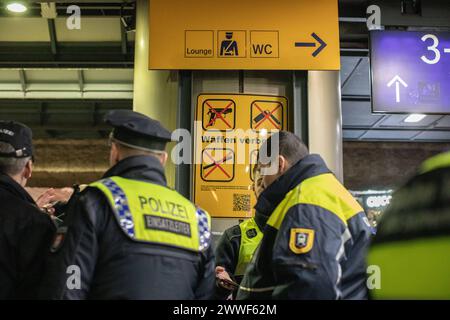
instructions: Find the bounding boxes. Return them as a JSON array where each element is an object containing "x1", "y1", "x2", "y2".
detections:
[
  {"x1": 236, "y1": 131, "x2": 373, "y2": 300},
  {"x1": 0, "y1": 121, "x2": 55, "y2": 299},
  {"x1": 215, "y1": 164, "x2": 267, "y2": 299},
  {"x1": 40, "y1": 110, "x2": 215, "y2": 299},
  {"x1": 367, "y1": 151, "x2": 450, "y2": 299}
]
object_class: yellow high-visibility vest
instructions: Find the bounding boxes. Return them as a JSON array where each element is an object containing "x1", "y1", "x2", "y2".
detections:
[
  {"x1": 367, "y1": 237, "x2": 450, "y2": 299},
  {"x1": 90, "y1": 176, "x2": 211, "y2": 252},
  {"x1": 235, "y1": 218, "x2": 263, "y2": 276}
]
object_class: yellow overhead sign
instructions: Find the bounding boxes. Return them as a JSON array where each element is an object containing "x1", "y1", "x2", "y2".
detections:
[
  {"x1": 149, "y1": 0, "x2": 340, "y2": 70},
  {"x1": 193, "y1": 94, "x2": 289, "y2": 218}
]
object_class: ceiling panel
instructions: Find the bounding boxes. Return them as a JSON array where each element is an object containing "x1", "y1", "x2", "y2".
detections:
[
  {"x1": 379, "y1": 114, "x2": 444, "y2": 128},
  {"x1": 342, "y1": 100, "x2": 384, "y2": 127},
  {"x1": 413, "y1": 131, "x2": 450, "y2": 141},
  {"x1": 0, "y1": 18, "x2": 49, "y2": 42},
  {"x1": 434, "y1": 116, "x2": 450, "y2": 128},
  {"x1": 341, "y1": 57, "x2": 370, "y2": 96},
  {"x1": 0, "y1": 70, "x2": 20, "y2": 82},
  {"x1": 343, "y1": 130, "x2": 366, "y2": 140},
  {"x1": 361, "y1": 130, "x2": 420, "y2": 140},
  {"x1": 25, "y1": 69, "x2": 79, "y2": 82},
  {"x1": 340, "y1": 56, "x2": 360, "y2": 87}
]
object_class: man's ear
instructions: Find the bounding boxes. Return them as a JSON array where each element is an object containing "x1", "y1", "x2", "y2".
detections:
[
  {"x1": 278, "y1": 155, "x2": 289, "y2": 174},
  {"x1": 159, "y1": 152, "x2": 168, "y2": 166},
  {"x1": 23, "y1": 159, "x2": 33, "y2": 180},
  {"x1": 110, "y1": 142, "x2": 120, "y2": 166}
]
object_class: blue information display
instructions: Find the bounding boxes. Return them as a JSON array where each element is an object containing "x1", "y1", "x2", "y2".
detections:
[{"x1": 371, "y1": 31, "x2": 450, "y2": 114}]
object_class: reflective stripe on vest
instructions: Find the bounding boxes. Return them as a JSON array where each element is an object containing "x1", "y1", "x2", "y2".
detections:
[
  {"x1": 267, "y1": 173, "x2": 363, "y2": 230},
  {"x1": 235, "y1": 218, "x2": 263, "y2": 276},
  {"x1": 90, "y1": 176, "x2": 211, "y2": 252},
  {"x1": 367, "y1": 237, "x2": 450, "y2": 299}
]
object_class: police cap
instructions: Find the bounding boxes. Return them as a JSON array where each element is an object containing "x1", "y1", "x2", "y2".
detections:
[
  {"x1": 0, "y1": 121, "x2": 34, "y2": 158},
  {"x1": 105, "y1": 110, "x2": 173, "y2": 152}
]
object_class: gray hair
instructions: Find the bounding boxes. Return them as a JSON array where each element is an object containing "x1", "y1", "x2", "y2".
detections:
[{"x1": 0, "y1": 142, "x2": 31, "y2": 176}]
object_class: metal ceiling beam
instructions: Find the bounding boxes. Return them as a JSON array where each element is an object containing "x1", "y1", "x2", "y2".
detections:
[
  {"x1": 0, "y1": 2, "x2": 136, "y2": 17},
  {"x1": 0, "y1": 98, "x2": 132, "y2": 139},
  {"x1": 120, "y1": 20, "x2": 128, "y2": 55},
  {"x1": 77, "y1": 70, "x2": 84, "y2": 92},
  {"x1": 371, "y1": 0, "x2": 450, "y2": 28},
  {"x1": 338, "y1": 0, "x2": 367, "y2": 19},
  {"x1": 47, "y1": 19, "x2": 58, "y2": 55},
  {"x1": 340, "y1": 48, "x2": 369, "y2": 56},
  {"x1": 343, "y1": 137, "x2": 450, "y2": 143},
  {"x1": 342, "y1": 95, "x2": 371, "y2": 101},
  {"x1": 18, "y1": 69, "x2": 27, "y2": 93},
  {"x1": 0, "y1": 42, "x2": 134, "y2": 68},
  {"x1": 345, "y1": 126, "x2": 450, "y2": 132},
  {"x1": 339, "y1": 17, "x2": 367, "y2": 23}
]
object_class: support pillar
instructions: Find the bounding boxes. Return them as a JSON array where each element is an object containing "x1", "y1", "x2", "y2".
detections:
[
  {"x1": 133, "y1": 0, "x2": 178, "y2": 187},
  {"x1": 307, "y1": 71, "x2": 344, "y2": 182}
]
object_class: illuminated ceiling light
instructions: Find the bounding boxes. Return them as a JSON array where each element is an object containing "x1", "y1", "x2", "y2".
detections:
[
  {"x1": 404, "y1": 114, "x2": 426, "y2": 123},
  {"x1": 6, "y1": 2, "x2": 27, "y2": 13}
]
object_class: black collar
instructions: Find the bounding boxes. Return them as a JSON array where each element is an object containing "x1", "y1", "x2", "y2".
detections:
[
  {"x1": 0, "y1": 173, "x2": 36, "y2": 205},
  {"x1": 254, "y1": 154, "x2": 331, "y2": 217},
  {"x1": 102, "y1": 155, "x2": 167, "y2": 187},
  {"x1": 254, "y1": 209, "x2": 270, "y2": 230}
]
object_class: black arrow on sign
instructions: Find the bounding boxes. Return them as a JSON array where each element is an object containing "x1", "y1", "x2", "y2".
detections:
[{"x1": 294, "y1": 33, "x2": 327, "y2": 57}]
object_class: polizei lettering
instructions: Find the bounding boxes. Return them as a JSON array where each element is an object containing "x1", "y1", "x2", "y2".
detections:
[{"x1": 139, "y1": 196, "x2": 189, "y2": 219}]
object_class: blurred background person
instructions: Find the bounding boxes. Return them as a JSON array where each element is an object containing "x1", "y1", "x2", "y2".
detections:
[{"x1": 367, "y1": 150, "x2": 450, "y2": 299}]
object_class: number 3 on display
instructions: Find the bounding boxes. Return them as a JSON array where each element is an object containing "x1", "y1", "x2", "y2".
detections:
[{"x1": 421, "y1": 34, "x2": 441, "y2": 65}]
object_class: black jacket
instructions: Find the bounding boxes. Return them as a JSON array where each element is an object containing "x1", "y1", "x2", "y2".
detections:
[
  {"x1": 39, "y1": 155, "x2": 215, "y2": 300},
  {"x1": 237, "y1": 155, "x2": 372, "y2": 300},
  {"x1": 0, "y1": 173, "x2": 55, "y2": 299}
]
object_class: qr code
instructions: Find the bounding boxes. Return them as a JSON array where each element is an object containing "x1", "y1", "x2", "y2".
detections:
[{"x1": 233, "y1": 194, "x2": 251, "y2": 212}]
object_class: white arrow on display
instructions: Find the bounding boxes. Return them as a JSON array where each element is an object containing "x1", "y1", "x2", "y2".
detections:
[{"x1": 387, "y1": 75, "x2": 408, "y2": 103}]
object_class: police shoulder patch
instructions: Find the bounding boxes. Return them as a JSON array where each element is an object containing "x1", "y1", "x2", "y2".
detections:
[{"x1": 289, "y1": 228, "x2": 314, "y2": 254}]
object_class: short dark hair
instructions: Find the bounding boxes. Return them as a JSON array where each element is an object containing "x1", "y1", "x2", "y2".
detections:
[
  {"x1": 259, "y1": 131, "x2": 309, "y2": 166},
  {"x1": 0, "y1": 142, "x2": 31, "y2": 175}
]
